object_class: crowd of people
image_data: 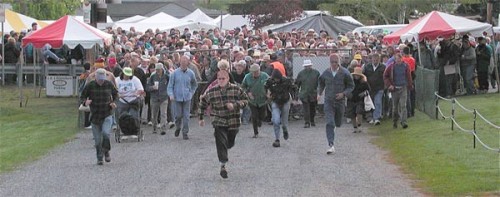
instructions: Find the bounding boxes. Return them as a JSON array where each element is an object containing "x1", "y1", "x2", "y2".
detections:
[{"x1": 4, "y1": 22, "x2": 498, "y2": 179}]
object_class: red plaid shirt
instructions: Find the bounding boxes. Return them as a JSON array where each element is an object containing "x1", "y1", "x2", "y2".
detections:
[{"x1": 199, "y1": 83, "x2": 248, "y2": 130}]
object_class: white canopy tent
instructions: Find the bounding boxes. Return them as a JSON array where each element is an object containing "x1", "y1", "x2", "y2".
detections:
[
  {"x1": 182, "y1": 9, "x2": 213, "y2": 23},
  {"x1": 212, "y1": 14, "x2": 251, "y2": 30},
  {"x1": 113, "y1": 12, "x2": 179, "y2": 32},
  {"x1": 116, "y1": 15, "x2": 146, "y2": 23},
  {"x1": 162, "y1": 21, "x2": 222, "y2": 32}
]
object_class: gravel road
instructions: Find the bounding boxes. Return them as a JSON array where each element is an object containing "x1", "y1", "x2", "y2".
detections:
[{"x1": 0, "y1": 116, "x2": 422, "y2": 196}]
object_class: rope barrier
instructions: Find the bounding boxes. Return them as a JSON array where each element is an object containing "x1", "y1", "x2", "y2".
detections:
[
  {"x1": 450, "y1": 117, "x2": 474, "y2": 133},
  {"x1": 472, "y1": 132, "x2": 500, "y2": 152},
  {"x1": 434, "y1": 92, "x2": 499, "y2": 153},
  {"x1": 453, "y1": 99, "x2": 474, "y2": 113},
  {"x1": 476, "y1": 111, "x2": 500, "y2": 129},
  {"x1": 436, "y1": 106, "x2": 452, "y2": 119}
]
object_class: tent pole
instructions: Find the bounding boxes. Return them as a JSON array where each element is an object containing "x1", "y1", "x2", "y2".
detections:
[
  {"x1": 219, "y1": 10, "x2": 222, "y2": 31},
  {"x1": 416, "y1": 35, "x2": 423, "y2": 68},
  {"x1": 33, "y1": 46, "x2": 36, "y2": 94},
  {"x1": 19, "y1": 49, "x2": 24, "y2": 107}
]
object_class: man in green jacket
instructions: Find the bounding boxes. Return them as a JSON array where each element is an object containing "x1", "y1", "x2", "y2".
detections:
[
  {"x1": 241, "y1": 64, "x2": 270, "y2": 138},
  {"x1": 295, "y1": 59, "x2": 320, "y2": 128}
]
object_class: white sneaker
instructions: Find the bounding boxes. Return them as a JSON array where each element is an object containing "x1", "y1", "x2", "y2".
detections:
[
  {"x1": 327, "y1": 146, "x2": 336, "y2": 154},
  {"x1": 368, "y1": 120, "x2": 375, "y2": 124},
  {"x1": 156, "y1": 124, "x2": 161, "y2": 129},
  {"x1": 168, "y1": 122, "x2": 175, "y2": 129},
  {"x1": 121, "y1": 136, "x2": 129, "y2": 140},
  {"x1": 112, "y1": 125, "x2": 117, "y2": 130},
  {"x1": 84, "y1": 126, "x2": 92, "y2": 130},
  {"x1": 130, "y1": 135, "x2": 139, "y2": 139},
  {"x1": 374, "y1": 120, "x2": 381, "y2": 125},
  {"x1": 147, "y1": 121, "x2": 153, "y2": 126},
  {"x1": 346, "y1": 118, "x2": 351, "y2": 124}
]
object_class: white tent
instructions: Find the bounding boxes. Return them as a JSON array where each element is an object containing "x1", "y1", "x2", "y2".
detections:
[
  {"x1": 182, "y1": 9, "x2": 213, "y2": 23},
  {"x1": 113, "y1": 12, "x2": 179, "y2": 32},
  {"x1": 335, "y1": 16, "x2": 363, "y2": 26},
  {"x1": 162, "y1": 21, "x2": 222, "y2": 32},
  {"x1": 212, "y1": 14, "x2": 251, "y2": 30},
  {"x1": 139, "y1": 12, "x2": 179, "y2": 24},
  {"x1": 116, "y1": 15, "x2": 146, "y2": 23}
]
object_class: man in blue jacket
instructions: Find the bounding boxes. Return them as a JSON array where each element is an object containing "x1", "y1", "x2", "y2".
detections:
[
  {"x1": 318, "y1": 53, "x2": 354, "y2": 155},
  {"x1": 167, "y1": 55, "x2": 198, "y2": 139}
]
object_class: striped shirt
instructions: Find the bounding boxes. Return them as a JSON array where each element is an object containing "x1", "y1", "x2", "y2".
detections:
[{"x1": 199, "y1": 83, "x2": 248, "y2": 130}]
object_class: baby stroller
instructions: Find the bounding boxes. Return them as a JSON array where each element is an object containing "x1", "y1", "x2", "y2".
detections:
[{"x1": 115, "y1": 97, "x2": 144, "y2": 142}]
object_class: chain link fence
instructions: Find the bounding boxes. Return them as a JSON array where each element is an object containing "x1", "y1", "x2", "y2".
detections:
[{"x1": 415, "y1": 66, "x2": 440, "y2": 119}]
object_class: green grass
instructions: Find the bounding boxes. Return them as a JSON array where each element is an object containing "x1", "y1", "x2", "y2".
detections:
[
  {"x1": 371, "y1": 94, "x2": 500, "y2": 196},
  {"x1": 0, "y1": 86, "x2": 78, "y2": 173}
]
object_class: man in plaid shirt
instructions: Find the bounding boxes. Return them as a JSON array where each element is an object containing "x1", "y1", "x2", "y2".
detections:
[
  {"x1": 199, "y1": 70, "x2": 248, "y2": 179},
  {"x1": 80, "y1": 68, "x2": 118, "y2": 165}
]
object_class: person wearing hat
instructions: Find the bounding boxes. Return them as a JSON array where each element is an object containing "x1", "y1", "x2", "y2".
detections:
[
  {"x1": 475, "y1": 36, "x2": 492, "y2": 93},
  {"x1": 115, "y1": 67, "x2": 145, "y2": 139},
  {"x1": 241, "y1": 64, "x2": 269, "y2": 137},
  {"x1": 80, "y1": 68, "x2": 118, "y2": 165},
  {"x1": 85, "y1": 59, "x2": 117, "y2": 87},
  {"x1": 295, "y1": 59, "x2": 320, "y2": 128},
  {"x1": 318, "y1": 53, "x2": 354, "y2": 154},
  {"x1": 147, "y1": 63, "x2": 170, "y2": 135},
  {"x1": 459, "y1": 36, "x2": 477, "y2": 95},
  {"x1": 199, "y1": 70, "x2": 249, "y2": 179},
  {"x1": 347, "y1": 67, "x2": 370, "y2": 133}
]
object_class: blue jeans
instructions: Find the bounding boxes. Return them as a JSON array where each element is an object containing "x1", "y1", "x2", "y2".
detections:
[
  {"x1": 91, "y1": 115, "x2": 113, "y2": 161},
  {"x1": 271, "y1": 101, "x2": 290, "y2": 140},
  {"x1": 174, "y1": 100, "x2": 191, "y2": 134},
  {"x1": 372, "y1": 90, "x2": 384, "y2": 121},
  {"x1": 241, "y1": 105, "x2": 251, "y2": 124},
  {"x1": 42, "y1": 49, "x2": 60, "y2": 61},
  {"x1": 324, "y1": 100, "x2": 344, "y2": 147},
  {"x1": 461, "y1": 65, "x2": 475, "y2": 94}
]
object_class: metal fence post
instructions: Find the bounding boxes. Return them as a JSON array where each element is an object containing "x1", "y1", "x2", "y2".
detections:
[
  {"x1": 473, "y1": 109, "x2": 477, "y2": 149},
  {"x1": 451, "y1": 99, "x2": 455, "y2": 131}
]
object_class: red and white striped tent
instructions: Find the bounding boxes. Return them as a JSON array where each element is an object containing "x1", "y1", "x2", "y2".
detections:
[
  {"x1": 383, "y1": 11, "x2": 492, "y2": 44},
  {"x1": 22, "y1": 15, "x2": 112, "y2": 49}
]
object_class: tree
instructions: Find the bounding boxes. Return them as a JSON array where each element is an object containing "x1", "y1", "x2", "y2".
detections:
[
  {"x1": 228, "y1": 0, "x2": 303, "y2": 29},
  {"x1": 4, "y1": 0, "x2": 81, "y2": 20}
]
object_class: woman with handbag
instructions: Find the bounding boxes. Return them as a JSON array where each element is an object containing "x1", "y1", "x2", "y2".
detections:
[{"x1": 347, "y1": 67, "x2": 370, "y2": 133}]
